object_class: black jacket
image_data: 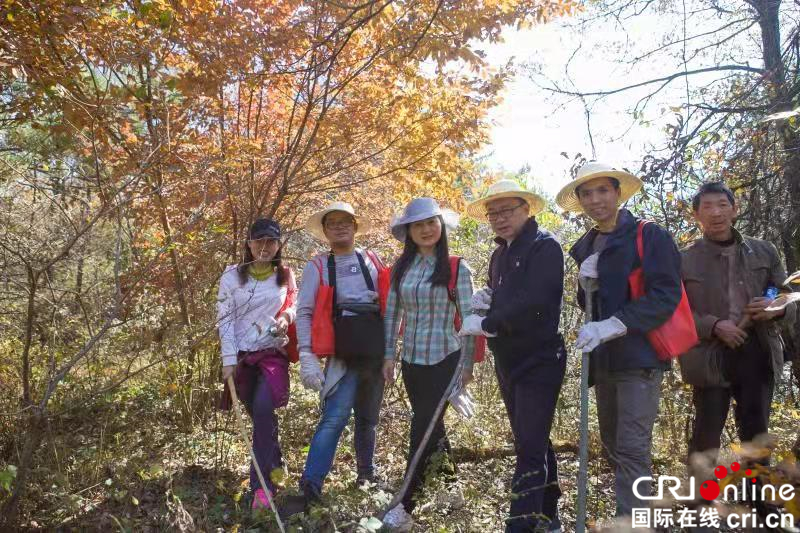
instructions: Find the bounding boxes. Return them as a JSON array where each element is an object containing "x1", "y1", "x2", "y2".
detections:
[
  {"x1": 485, "y1": 217, "x2": 566, "y2": 376},
  {"x1": 569, "y1": 209, "x2": 681, "y2": 379}
]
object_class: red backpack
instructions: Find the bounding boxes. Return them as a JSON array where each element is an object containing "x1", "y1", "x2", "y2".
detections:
[{"x1": 627, "y1": 221, "x2": 698, "y2": 360}]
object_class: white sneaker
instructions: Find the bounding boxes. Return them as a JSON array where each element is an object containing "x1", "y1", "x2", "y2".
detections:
[{"x1": 382, "y1": 504, "x2": 414, "y2": 531}]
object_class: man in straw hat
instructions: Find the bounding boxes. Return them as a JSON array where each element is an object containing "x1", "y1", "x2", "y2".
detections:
[
  {"x1": 460, "y1": 180, "x2": 566, "y2": 533},
  {"x1": 291, "y1": 201, "x2": 389, "y2": 509},
  {"x1": 556, "y1": 162, "x2": 683, "y2": 518}
]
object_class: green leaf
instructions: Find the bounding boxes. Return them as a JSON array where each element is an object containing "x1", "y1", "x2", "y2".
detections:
[
  {"x1": 359, "y1": 516, "x2": 383, "y2": 532},
  {"x1": 0, "y1": 464, "x2": 17, "y2": 492}
]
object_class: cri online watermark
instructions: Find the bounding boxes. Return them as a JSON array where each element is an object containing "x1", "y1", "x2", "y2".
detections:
[{"x1": 630, "y1": 462, "x2": 796, "y2": 529}]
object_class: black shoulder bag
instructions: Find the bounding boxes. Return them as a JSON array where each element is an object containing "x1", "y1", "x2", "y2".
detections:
[{"x1": 328, "y1": 252, "x2": 385, "y2": 372}]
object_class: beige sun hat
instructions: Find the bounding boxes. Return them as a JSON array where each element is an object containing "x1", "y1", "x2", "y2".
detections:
[
  {"x1": 465, "y1": 179, "x2": 546, "y2": 221},
  {"x1": 555, "y1": 161, "x2": 643, "y2": 213},
  {"x1": 305, "y1": 201, "x2": 372, "y2": 242}
]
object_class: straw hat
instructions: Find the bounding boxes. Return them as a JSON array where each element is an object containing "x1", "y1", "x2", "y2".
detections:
[
  {"x1": 390, "y1": 197, "x2": 460, "y2": 242},
  {"x1": 555, "y1": 162, "x2": 643, "y2": 213},
  {"x1": 305, "y1": 201, "x2": 372, "y2": 242},
  {"x1": 465, "y1": 180, "x2": 546, "y2": 221}
]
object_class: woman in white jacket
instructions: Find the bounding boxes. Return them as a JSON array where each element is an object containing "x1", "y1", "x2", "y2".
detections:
[{"x1": 217, "y1": 218, "x2": 297, "y2": 510}]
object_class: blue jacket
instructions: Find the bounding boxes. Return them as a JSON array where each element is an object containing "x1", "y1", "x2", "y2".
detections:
[
  {"x1": 485, "y1": 217, "x2": 566, "y2": 377},
  {"x1": 569, "y1": 209, "x2": 681, "y2": 380}
]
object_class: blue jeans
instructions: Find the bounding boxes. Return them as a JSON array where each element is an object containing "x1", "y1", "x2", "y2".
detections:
[{"x1": 300, "y1": 367, "x2": 384, "y2": 494}]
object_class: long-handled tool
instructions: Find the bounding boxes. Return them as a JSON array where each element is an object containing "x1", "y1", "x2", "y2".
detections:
[
  {"x1": 576, "y1": 277, "x2": 597, "y2": 533},
  {"x1": 227, "y1": 376, "x2": 286, "y2": 533}
]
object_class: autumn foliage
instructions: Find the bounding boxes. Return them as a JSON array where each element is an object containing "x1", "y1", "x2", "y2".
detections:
[{"x1": 1, "y1": 0, "x2": 579, "y2": 527}]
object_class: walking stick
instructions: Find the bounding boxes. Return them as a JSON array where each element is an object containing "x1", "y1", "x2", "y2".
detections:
[
  {"x1": 227, "y1": 376, "x2": 287, "y2": 533},
  {"x1": 576, "y1": 278, "x2": 597, "y2": 533}
]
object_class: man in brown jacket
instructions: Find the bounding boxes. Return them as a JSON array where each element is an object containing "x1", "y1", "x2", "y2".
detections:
[{"x1": 681, "y1": 182, "x2": 797, "y2": 466}]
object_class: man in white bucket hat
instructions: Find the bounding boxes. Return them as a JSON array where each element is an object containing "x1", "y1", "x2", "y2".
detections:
[
  {"x1": 292, "y1": 201, "x2": 389, "y2": 510},
  {"x1": 461, "y1": 179, "x2": 566, "y2": 533},
  {"x1": 556, "y1": 162, "x2": 683, "y2": 518}
]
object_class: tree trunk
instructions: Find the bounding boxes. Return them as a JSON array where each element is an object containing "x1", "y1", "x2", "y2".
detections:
[
  {"x1": 752, "y1": 0, "x2": 800, "y2": 269},
  {"x1": 0, "y1": 411, "x2": 45, "y2": 529},
  {"x1": 21, "y1": 268, "x2": 38, "y2": 406}
]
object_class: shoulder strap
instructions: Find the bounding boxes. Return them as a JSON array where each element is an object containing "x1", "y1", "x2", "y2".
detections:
[
  {"x1": 355, "y1": 251, "x2": 376, "y2": 292},
  {"x1": 327, "y1": 253, "x2": 338, "y2": 318},
  {"x1": 447, "y1": 256, "x2": 461, "y2": 305},
  {"x1": 636, "y1": 220, "x2": 651, "y2": 261},
  {"x1": 276, "y1": 268, "x2": 296, "y2": 315},
  {"x1": 313, "y1": 257, "x2": 325, "y2": 285},
  {"x1": 365, "y1": 249, "x2": 385, "y2": 270}
]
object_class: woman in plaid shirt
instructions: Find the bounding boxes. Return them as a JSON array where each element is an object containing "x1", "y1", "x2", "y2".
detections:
[{"x1": 381, "y1": 198, "x2": 475, "y2": 530}]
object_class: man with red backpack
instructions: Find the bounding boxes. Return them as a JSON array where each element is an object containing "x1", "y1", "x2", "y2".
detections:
[
  {"x1": 460, "y1": 180, "x2": 566, "y2": 533},
  {"x1": 292, "y1": 202, "x2": 390, "y2": 509},
  {"x1": 556, "y1": 162, "x2": 684, "y2": 520}
]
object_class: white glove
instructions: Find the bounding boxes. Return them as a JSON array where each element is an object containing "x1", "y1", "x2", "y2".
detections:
[
  {"x1": 579, "y1": 253, "x2": 600, "y2": 280},
  {"x1": 576, "y1": 316, "x2": 627, "y2": 353},
  {"x1": 448, "y1": 386, "x2": 476, "y2": 419},
  {"x1": 458, "y1": 314, "x2": 497, "y2": 338},
  {"x1": 365, "y1": 290, "x2": 379, "y2": 302},
  {"x1": 470, "y1": 288, "x2": 493, "y2": 312},
  {"x1": 299, "y1": 351, "x2": 325, "y2": 391}
]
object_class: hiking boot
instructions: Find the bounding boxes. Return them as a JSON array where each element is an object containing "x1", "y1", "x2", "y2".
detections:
[
  {"x1": 302, "y1": 482, "x2": 322, "y2": 510},
  {"x1": 356, "y1": 470, "x2": 386, "y2": 489},
  {"x1": 279, "y1": 494, "x2": 307, "y2": 518}
]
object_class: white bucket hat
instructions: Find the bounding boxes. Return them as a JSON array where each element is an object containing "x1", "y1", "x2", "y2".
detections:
[
  {"x1": 555, "y1": 162, "x2": 643, "y2": 213},
  {"x1": 305, "y1": 201, "x2": 372, "y2": 242},
  {"x1": 390, "y1": 197, "x2": 460, "y2": 242},
  {"x1": 465, "y1": 179, "x2": 546, "y2": 221}
]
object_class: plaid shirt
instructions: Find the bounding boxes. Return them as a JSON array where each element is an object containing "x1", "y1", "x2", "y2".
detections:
[{"x1": 384, "y1": 254, "x2": 475, "y2": 367}]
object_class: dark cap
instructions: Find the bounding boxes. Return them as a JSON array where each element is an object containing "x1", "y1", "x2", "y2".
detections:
[{"x1": 248, "y1": 218, "x2": 281, "y2": 240}]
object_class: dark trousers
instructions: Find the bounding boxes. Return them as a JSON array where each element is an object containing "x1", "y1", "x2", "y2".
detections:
[
  {"x1": 690, "y1": 336, "x2": 774, "y2": 461},
  {"x1": 400, "y1": 350, "x2": 460, "y2": 511},
  {"x1": 495, "y1": 349, "x2": 566, "y2": 532},
  {"x1": 242, "y1": 374, "x2": 283, "y2": 493},
  {"x1": 594, "y1": 367, "x2": 663, "y2": 516}
]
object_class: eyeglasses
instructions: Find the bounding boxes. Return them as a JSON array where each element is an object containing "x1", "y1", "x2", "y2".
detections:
[{"x1": 485, "y1": 201, "x2": 527, "y2": 222}]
